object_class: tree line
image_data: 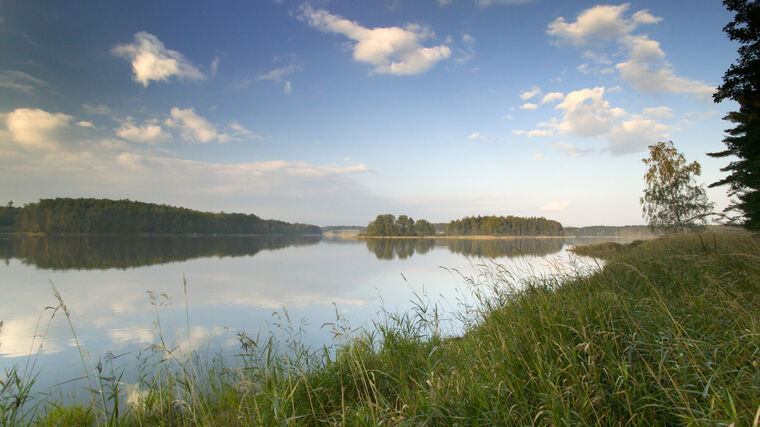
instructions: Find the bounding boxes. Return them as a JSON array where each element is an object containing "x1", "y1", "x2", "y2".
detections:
[
  {"x1": 364, "y1": 214, "x2": 437, "y2": 236},
  {"x1": 445, "y1": 215, "x2": 563, "y2": 236},
  {"x1": 7, "y1": 198, "x2": 322, "y2": 235}
]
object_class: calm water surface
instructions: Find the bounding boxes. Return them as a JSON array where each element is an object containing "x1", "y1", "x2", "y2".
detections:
[{"x1": 0, "y1": 235, "x2": 610, "y2": 396}]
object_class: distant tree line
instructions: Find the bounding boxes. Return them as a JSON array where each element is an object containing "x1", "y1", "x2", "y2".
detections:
[
  {"x1": 365, "y1": 214, "x2": 437, "y2": 236},
  {"x1": 445, "y1": 215, "x2": 563, "y2": 236},
  {"x1": 10, "y1": 198, "x2": 321, "y2": 235},
  {"x1": 0, "y1": 202, "x2": 20, "y2": 232}
]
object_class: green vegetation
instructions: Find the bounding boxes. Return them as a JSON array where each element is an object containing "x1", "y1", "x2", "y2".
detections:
[
  {"x1": 12, "y1": 198, "x2": 320, "y2": 235},
  {"x1": 7, "y1": 232, "x2": 759, "y2": 425},
  {"x1": 364, "y1": 214, "x2": 436, "y2": 236},
  {"x1": 711, "y1": 0, "x2": 760, "y2": 230},
  {"x1": 0, "y1": 203, "x2": 20, "y2": 232},
  {"x1": 446, "y1": 215, "x2": 563, "y2": 236},
  {"x1": 564, "y1": 225, "x2": 655, "y2": 238},
  {"x1": 641, "y1": 141, "x2": 714, "y2": 233}
]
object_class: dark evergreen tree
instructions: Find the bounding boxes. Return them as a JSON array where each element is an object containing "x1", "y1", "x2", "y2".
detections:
[{"x1": 712, "y1": 0, "x2": 760, "y2": 229}]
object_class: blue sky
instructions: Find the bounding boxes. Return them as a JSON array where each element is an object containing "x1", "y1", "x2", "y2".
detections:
[{"x1": 0, "y1": 0, "x2": 738, "y2": 226}]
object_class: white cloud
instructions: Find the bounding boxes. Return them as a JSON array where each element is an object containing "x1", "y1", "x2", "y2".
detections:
[
  {"x1": 533, "y1": 152, "x2": 543, "y2": 159},
  {"x1": 548, "y1": 4, "x2": 713, "y2": 99},
  {"x1": 547, "y1": 4, "x2": 659, "y2": 47},
  {"x1": 540, "y1": 200, "x2": 570, "y2": 211},
  {"x1": 615, "y1": 36, "x2": 715, "y2": 99},
  {"x1": 77, "y1": 121, "x2": 95, "y2": 128},
  {"x1": 642, "y1": 106, "x2": 673, "y2": 119},
  {"x1": 502, "y1": 114, "x2": 514, "y2": 120},
  {"x1": 520, "y1": 86, "x2": 541, "y2": 100},
  {"x1": 165, "y1": 107, "x2": 230, "y2": 143},
  {"x1": 512, "y1": 129, "x2": 554, "y2": 137},
  {"x1": 467, "y1": 132, "x2": 484, "y2": 140},
  {"x1": 520, "y1": 103, "x2": 538, "y2": 110},
  {"x1": 6, "y1": 108, "x2": 73, "y2": 151},
  {"x1": 298, "y1": 5, "x2": 451, "y2": 75},
  {"x1": 112, "y1": 32, "x2": 206, "y2": 87},
  {"x1": 256, "y1": 64, "x2": 298, "y2": 82},
  {"x1": 0, "y1": 70, "x2": 50, "y2": 94},
  {"x1": 210, "y1": 56, "x2": 220, "y2": 78},
  {"x1": 517, "y1": 87, "x2": 669, "y2": 155},
  {"x1": 115, "y1": 119, "x2": 169, "y2": 144},
  {"x1": 540, "y1": 92, "x2": 564, "y2": 104},
  {"x1": 229, "y1": 122, "x2": 261, "y2": 139},
  {"x1": 284, "y1": 80, "x2": 292, "y2": 94},
  {"x1": 554, "y1": 87, "x2": 619, "y2": 137},
  {"x1": 455, "y1": 33, "x2": 477, "y2": 64}
]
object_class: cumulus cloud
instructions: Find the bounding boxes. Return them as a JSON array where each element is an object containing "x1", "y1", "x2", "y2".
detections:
[
  {"x1": 548, "y1": 4, "x2": 713, "y2": 99},
  {"x1": 518, "y1": 87, "x2": 670, "y2": 155},
  {"x1": 115, "y1": 119, "x2": 169, "y2": 144},
  {"x1": 298, "y1": 5, "x2": 450, "y2": 75},
  {"x1": 547, "y1": 4, "x2": 659, "y2": 47},
  {"x1": 0, "y1": 70, "x2": 50, "y2": 94},
  {"x1": 112, "y1": 32, "x2": 206, "y2": 87},
  {"x1": 520, "y1": 86, "x2": 541, "y2": 100},
  {"x1": 77, "y1": 121, "x2": 95, "y2": 128},
  {"x1": 520, "y1": 103, "x2": 538, "y2": 110},
  {"x1": 165, "y1": 107, "x2": 230, "y2": 143},
  {"x1": 6, "y1": 108, "x2": 73, "y2": 151}
]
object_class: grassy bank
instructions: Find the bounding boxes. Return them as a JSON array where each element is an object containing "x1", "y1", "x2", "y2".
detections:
[{"x1": 6, "y1": 233, "x2": 760, "y2": 425}]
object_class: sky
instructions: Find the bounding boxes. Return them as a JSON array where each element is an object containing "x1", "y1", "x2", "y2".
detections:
[{"x1": 0, "y1": 0, "x2": 740, "y2": 226}]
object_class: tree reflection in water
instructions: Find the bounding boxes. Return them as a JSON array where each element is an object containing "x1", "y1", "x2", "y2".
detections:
[
  {"x1": 364, "y1": 237, "x2": 565, "y2": 260},
  {"x1": 0, "y1": 235, "x2": 322, "y2": 270}
]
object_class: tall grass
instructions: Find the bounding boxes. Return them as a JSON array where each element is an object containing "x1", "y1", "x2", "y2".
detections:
[{"x1": 3, "y1": 232, "x2": 759, "y2": 425}]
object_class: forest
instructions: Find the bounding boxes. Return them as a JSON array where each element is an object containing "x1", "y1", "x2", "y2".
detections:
[
  {"x1": 364, "y1": 214, "x2": 437, "y2": 236},
  {"x1": 445, "y1": 215, "x2": 563, "y2": 236},
  {"x1": 6, "y1": 198, "x2": 321, "y2": 235}
]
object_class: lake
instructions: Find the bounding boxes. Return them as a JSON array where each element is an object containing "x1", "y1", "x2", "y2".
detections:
[{"x1": 0, "y1": 234, "x2": 609, "y2": 400}]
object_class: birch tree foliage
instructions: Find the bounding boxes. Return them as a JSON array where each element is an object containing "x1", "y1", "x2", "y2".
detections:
[{"x1": 641, "y1": 141, "x2": 714, "y2": 233}]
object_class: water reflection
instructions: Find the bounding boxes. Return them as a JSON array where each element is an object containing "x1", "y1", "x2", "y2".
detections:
[
  {"x1": 363, "y1": 237, "x2": 565, "y2": 260},
  {"x1": 0, "y1": 235, "x2": 321, "y2": 270},
  {"x1": 0, "y1": 235, "x2": 575, "y2": 269}
]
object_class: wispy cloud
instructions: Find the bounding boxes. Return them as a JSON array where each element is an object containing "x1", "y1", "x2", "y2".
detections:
[{"x1": 0, "y1": 70, "x2": 50, "y2": 94}]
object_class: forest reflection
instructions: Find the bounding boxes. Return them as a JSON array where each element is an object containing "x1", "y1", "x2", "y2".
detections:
[
  {"x1": 0, "y1": 235, "x2": 571, "y2": 270},
  {"x1": 364, "y1": 238, "x2": 565, "y2": 260},
  {"x1": 0, "y1": 235, "x2": 321, "y2": 270}
]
